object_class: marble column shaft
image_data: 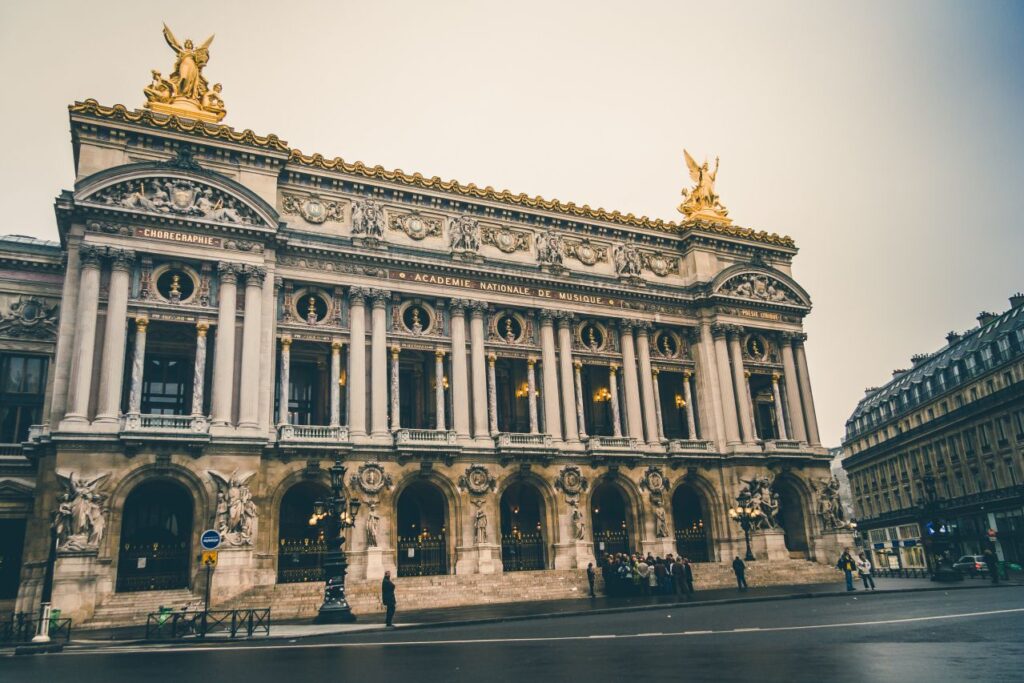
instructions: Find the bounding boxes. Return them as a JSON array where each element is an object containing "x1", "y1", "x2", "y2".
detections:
[
  {"x1": 487, "y1": 354, "x2": 498, "y2": 434},
  {"x1": 635, "y1": 325, "x2": 660, "y2": 444},
  {"x1": 330, "y1": 341, "x2": 342, "y2": 427},
  {"x1": 191, "y1": 322, "x2": 209, "y2": 416},
  {"x1": 727, "y1": 331, "x2": 755, "y2": 444},
  {"x1": 711, "y1": 326, "x2": 741, "y2": 445},
  {"x1": 527, "y1": 357, "x2": 539, "y2": 434},
  {"x1": 127, "y1": 318, "x2": 148, "y2": 415},
  {"x1": 682, "y1": 370, "x2": 698, "y2": 439},
  {"x1": 780, "y1": 338, "x2": 808, "y2": 442},
  {"x1": 210, "y1": 264, "x2": 238, "y2": 426},
  {"x1": 573, "y1": 361, "x2": 587, "y2": 439},
  {"x1": 449, "y1": 303, "x2": 471, "y2": 439},
  {"x1": 237, "y1": 267, "x2": 265, "y2": 428},
  {"x1": 370, "y1": 290, "x2": 389, "y2": 437},
  {"x1": 278, "y1": 337, "x2": 291, "y2": 425},
  {"x1": 434, "y1": 349, "x2": 446, "y2": 431},
  {"x1": 348, "y1": 288, "x2": 367, "y2": 436},
  {"x1": 469, "y1": 304, "x2": 490, "y2": 439},
  {"x1": 95, "y1": 251, "x2": 134, "y2": 422},
  {"x1": 794, "y1": 336, "x2": 822, "y2": 446},
  {"x1": 390, "y1": 345, "x2": 401, "y2": 431},
  {"x1": 556, "y1": 316, "x2": 579, "y2": 443},
  {"x1": 651, "y1": 369, "x2": 665, "y2": 441},
  {"x1": 618, "y1": 324, "x2": 645, "y2": 440},
  {"x1": 64, "y1": 248, "x2": 102, "y2": 423},
  {"x1": 771, "y1": 373, "x2": 788, "y2": 440},
  {"x1": 539, "y1": 314, "x2": 562, "y2": 441},
  {"x1": 608, "y1": 364, "x2": 622, "y2": 437}
]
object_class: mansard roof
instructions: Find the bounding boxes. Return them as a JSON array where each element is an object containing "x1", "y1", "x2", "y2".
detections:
[{"x1": 70, "y1": 99, "x2": 796, "y2": 249}]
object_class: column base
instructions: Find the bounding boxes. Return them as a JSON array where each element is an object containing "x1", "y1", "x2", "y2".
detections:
[
  {"x1": 641, "y1": 537, "x2": 675, "y2": 558},
  {"x1": 757, "y1": 528, "x2": 791, "y2": 562},
  {"x1": 455, "y1": 544, "x2": 502, "y2": 574},
  {"x1": 553, "y1": 541, "x2": 596, "y2": 570},
  {"x1": 209, "y1": 546, "x2": 258, "y2": 606}
]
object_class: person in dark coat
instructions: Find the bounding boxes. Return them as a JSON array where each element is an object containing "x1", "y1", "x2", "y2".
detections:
[
  {"x1": 587, "y1": 562, "x2": 597, "y2": 598},
  {"x1": 836, "y1": 549, "x2": 857, "y2": 591},
  {"x1": 673, "y1": 557, "x2": 687, "y2": 596},
  {"x1": 983, "y1": 549, "x2": 1000, "y2": 584},
  {"x1": 381, "y1": 570, "x2": 397, "y2": 627},
  {"x1": 682, "y1": 558, "x2": 695, "y2": 594},
  {"x1": 732, "y1": 556, "x2": 748, "y2": 590}
]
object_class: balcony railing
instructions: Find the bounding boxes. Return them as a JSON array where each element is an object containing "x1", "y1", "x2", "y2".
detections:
[
  {"x1": 395, "y1": 429, "x2": 458, "y2": 445},
  {"x1": 494, "y1": 432, "x2": 553, "y2": 448},
  {"x1": 666, "y1": 439, "x2": 714, "y2": 454},
  {"x1": 587, "y1": 436, "x2": 640, "y2": 451},
  {"x1": 0, "y1": 443, "x2": 23, "y2": 456},
  {"x1": 278, "y1": 424, "x2": 349, "y2": 443},
  {"x1": 121, "y1": 414, "x2": 210, "y2": 434},
  {"x1": 763, "y1": 439, "x2": 802, "y2": 451}
]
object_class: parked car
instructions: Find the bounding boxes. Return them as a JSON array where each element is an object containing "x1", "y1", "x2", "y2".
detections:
[{"x1": 952, "y1": 555, "x2": 989, "y2": 576}]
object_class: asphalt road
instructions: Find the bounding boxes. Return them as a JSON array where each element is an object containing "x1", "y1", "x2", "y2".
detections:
[{"x1": 6, "y1": 586, "x2": 1023, "y2": 682}]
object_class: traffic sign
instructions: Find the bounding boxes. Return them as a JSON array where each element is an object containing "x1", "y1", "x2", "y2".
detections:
[
  {"x1": 200, "y1": 529, "x2": 222, "y2": 551},
  {"x1": 201, "y1": 550, "x2": 218, "y2": 567}
]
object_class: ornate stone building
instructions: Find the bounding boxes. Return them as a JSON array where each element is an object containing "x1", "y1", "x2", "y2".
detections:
[
  {"x1": 842, "y1": 299, "x2": 1024, "y2": 572},
  {"x1": 1, "y1": 33, "x2": 846, "y2": 625}
]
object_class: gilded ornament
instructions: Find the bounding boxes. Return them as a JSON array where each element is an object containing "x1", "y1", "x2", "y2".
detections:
[
  {"x1": 282, "y1": 193, "x2": 346, "y2": 224},
  {"x1": 678, "y1": 150, "x2": 731, "y2": 225},
  {"x1": 480, "y1": 224, "x2": 531, "y2": 254},
  {"x1": 564, "y1": 237, "x2": 608, "y2": 266},
  {"x1": 388, "y1": 211, "x2": 442, "y2": 240},
  {"x1": 143, "y1": 24, "x2": 226, "y2": 123}
]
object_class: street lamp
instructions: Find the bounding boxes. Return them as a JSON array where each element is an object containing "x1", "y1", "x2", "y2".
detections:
[
  {"x1": 310, "y1": 457, "x2": 362, "y2": 623},
  {"x1": 728, "y1": 490, "x2": 762, "y2": 562}
]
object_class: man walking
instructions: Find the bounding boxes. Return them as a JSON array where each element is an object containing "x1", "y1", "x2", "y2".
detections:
[
  {"x1": 382, "y1": 570, "x2": 397, "y2": 627},
  {"x1": 732, "y1": 556, "x2": 747, "y2": 591},
  {"x1": 837, "y1": 548, "x2": 857, "y2": 591},
  {"x1": 856, "y1": 552, "x2": 876, "y2": 590},
  {"x1": 682, "y1": 557, "x2": 695, "y2": 594},
  {"x1": 983, "y1": 549, "x2": 1000, "y2": 584},
  {"x1": 587, "y1": 562, "x2": 597, "y2": 598}
]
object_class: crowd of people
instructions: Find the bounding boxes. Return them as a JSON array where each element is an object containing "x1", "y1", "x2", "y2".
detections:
[{"x1": 593, "y1": 552, "x2": 696, "y2": 597}]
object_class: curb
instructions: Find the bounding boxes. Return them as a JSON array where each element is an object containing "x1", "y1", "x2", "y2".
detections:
[{"x1": 54, "y1": 581, "x2": 1022, "y2": 651}]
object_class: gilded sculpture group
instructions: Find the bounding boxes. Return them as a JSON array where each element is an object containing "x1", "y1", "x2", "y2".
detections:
[{"x1": 143, "y1": 24, "x2": 226, "y2": 122}]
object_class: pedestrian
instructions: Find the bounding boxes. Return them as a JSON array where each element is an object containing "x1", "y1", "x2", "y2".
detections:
[
  {"x1": 637, "y1": 556, "x2": 651, "y2": 595},
  {"x1": 647, "y1": 558, "x2": 659, "y2": 595},
  {"x1": 381, "y1": 569, "x2": 397, "y2": 627},
  {"x1": 654, "y1": 558, "x2": 669, "y2": 594},
  {"x1": 673, "y1": 556, "x2": 687, "y2": 596},
  {"x1": 837, "y1": 548, "x2": 857, "y2": 591},
  {"x1": 587, "y1": 562, "x2": 597, "y2": 598},
  {"x1": 982, "y1": 549, "x2": 1000, "y2": 584},
  {"x1": 732, "y1": 556, "x2": 747, "y2": 590},
  {"x1": 682, "y1": 557, "x2": 695, "y2": 594},
  {"x1": 856, "y1": 552, "x2": 876, "y2": 590}
]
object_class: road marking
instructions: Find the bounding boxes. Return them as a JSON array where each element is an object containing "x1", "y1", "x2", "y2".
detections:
[
  {"x1": 42, "y1": 606, "x2": 1024, "y2": 657},
  {"x1": 637, "y1": 632, "x2": 664, "y2": 637}
]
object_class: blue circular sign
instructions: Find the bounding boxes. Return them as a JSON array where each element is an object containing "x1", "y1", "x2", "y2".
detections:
[{"x1": 200, "y1": 529, "x2": 222, "y2": 551}]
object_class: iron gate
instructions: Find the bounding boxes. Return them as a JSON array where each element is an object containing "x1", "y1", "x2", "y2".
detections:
[
  {"x1": 501, "y1": 531, "x2": 545, "y2": 571},
  {"x1": 397, "y1": 533, "x2": 448, "y2": 577},
  {"x1": 674, "y1": 527, "x2": 709, "y2": 562},
  {"x1": 277, "y1": 538, "x2": 327, "y2": 583},
  {"x1": 594, "y1": 530, "x2": 630, "y2": 557},
  {"x1": 117, "y1": 540, "x2": 191, "y2": 592}
]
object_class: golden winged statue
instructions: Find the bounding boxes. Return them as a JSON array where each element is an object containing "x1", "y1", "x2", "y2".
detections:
[
  {"x1": 677, "y1": 150, "x2": 731, "y2": 224},
  {"x1": 143, "y1": 24, "x2": 226, "y2": 123}
]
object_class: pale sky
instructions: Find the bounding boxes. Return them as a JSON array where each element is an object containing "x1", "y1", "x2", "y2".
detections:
[{"x1": 2, "y1": 1, "x2": 1022, "y2": 446}]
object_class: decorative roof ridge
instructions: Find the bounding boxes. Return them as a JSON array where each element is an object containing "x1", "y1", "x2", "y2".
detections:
[{"x1": 69, "y1": 100, "x2": 795, "y2": 248}]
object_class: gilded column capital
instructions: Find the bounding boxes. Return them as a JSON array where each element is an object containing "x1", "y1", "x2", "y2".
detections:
[
  {"x1": 573, "y1": 359, "x2": 582, "y2": 370},
  {"x1": 652, "y1": 367, "x2": 660, "y2": 377},
  {"x1": 609, "y1": 362, "x2": 620, "y2": 372},
  {"x1": 370, "y1": 288, "x2": 391, "y2": 308},
  {"x1": 196, "y1": 321, "x2": 209, "y2": 337},
  {"x1": 217, "y1": 261, "x2": 240, "y2": 284},
  {"x1": 349, "y1": 286, "x2": 369, "y2": 306},
  {"x1": 771, "y1": 372, "x2": 781, "y2": 382},
  {"x1": 743, "y1": 369, "x2": 751, "y2": 378},
  {"x1": 527, "y1": 356, "x2": 537, "y2": 366},
  {"x1": 391, "y1": 344, "x2": 401, "y2": 358},
  {"x1": 280, "y1": 335, "x2": 293, "y2": 347},
  {"x1": 135, "y1": 317, "x2": 149, "y2": 332},
  {"x1": 682, "y1": 368, "x2": 692, "y2": 379},
  {"x1": 487, "y1": 352, "x2": 497, "y2": 365},
  {"x1": 332, "y1": 339, "x2": 344, "y2": 351},
  {"x1": 108, "y1": 248, "x2": 136, "y2": 272},
  {"x1": 79, "y1": 244, "x2": 103, "y2": 269},
  {"x1": 435, "y1": 348, "x2": 446, "y2": 359}
]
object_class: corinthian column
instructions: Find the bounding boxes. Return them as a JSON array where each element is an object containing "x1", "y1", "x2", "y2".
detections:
[
  {"x1": 780, "y1": 333, "x2": 808, "y2": 443},
  {"x1": 348, "y1": 287, "x2": 367, "y2": 437},
  {"x1": 387, "y1": 345, "x2": 400, "y2": 431},
  {"x1": 127, "y1": 317, "x2": 148, "y2": 416},
  {"x1": 192, "y1": 322, "x2": 209, "y2": 417},
  {"x1": 237, "y1": 266, "x2": 265, "y2": 429},
  {"x1": 618, "y1": 322, "x2": 644, "y2": 440},
  {"x1": 556, "y1": 314, "x2": 579, "y2": 443},
  {"x1": 527, "y1": 356, "x2": 539, "y2": 434},
  {"x1": 793, "y1": 333, "x2": 821, "y2": 446},
  {"x1": 727, "y1": 328, "x2": 755, "y2": 444},
  {"x1": 370, "y1": 289, "x2": 390, "y2": 438},
  {"x1": 449, "y1": 300, "x2": 471, "y2": 440},
  {"x1": 63, "y1": 245, "x2": 102, "y2": 425},
  {"x1": 771, "y1": 372, "x2": 788, "y2": 440},
  {"x1": 711, "y1": 324, "x2": 740, "y2": 445},
  {"x1": 635, "y1": 323, "x2": 660, "y2": 445},
  {"x1": 608, "y1": 363, "x2": 622, "y2": 437},
  {"x1": 434, "y1": 349, "x2": 446, "y2": 431},
  {"x1": 278, "y1": 337, "x2": 291, "y2": 425},
  {"x1": 487, "y1": 353, "x2": 499, "y2": 435},
  {"x1": 573, "y1": 360, "x2": 587, "y2": 439},
  {"x1": 682, "y1": 369, "x2": 698, "y2": 439},
  {"x1": 211, "y1": 263, "x2": 238, "y2": 426},
  {"x1": 95, "y1": 249, "x2": 135, "y2": 424},
  {"x1": 330, "y1": 340, "x2": 342, "y2": 427},
  {"x1": 651, "y1": 368, "x2": 665, "y2": 441},
  {"x1": 538, "y1": 311, "x2": 562, "y2": 441},
  {"x1": 469, "y1": 302, "x2": 490, "y2": 440}
]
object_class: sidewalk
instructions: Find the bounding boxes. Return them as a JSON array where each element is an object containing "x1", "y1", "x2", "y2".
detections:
[{"x1": 63, "y1": 576, "x2": 1019, "y2": 647}]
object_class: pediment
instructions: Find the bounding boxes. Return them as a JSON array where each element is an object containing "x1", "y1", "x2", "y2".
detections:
[{"x1": 711, "y1": 266, "x2": 811, "y2": 307}]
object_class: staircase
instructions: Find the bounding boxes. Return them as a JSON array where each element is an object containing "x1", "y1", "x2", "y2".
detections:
[{"x1": 82, "y1": 588, "x2": 200, "y2": 630}]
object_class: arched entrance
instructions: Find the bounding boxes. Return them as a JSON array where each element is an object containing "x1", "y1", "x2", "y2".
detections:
[
  {"x1": 499, "y1": 482, "x2": 547, "y2": 571},
  {"x1": 277, "y1": 481, "x2": 330, "y2": 584},
  {"x1": 591, "y1": 481, "x2": 630, "y2": 556},
  {"x1": 116, "y1": 480, "x2": 193, "y2": 592},
  {"x1": 775, "y1": 479, "x2": 809, "y2": 558},
  {"x1": 672, "y1": 484, "x2": 711, "y2": 562},
  {"x1": 396, "y1": 480, "x2": 449, "y2": 576}
]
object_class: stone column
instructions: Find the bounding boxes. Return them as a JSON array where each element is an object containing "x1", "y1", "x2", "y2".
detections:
[
  {"x1": 487, "y1": 353, "x2": 499, "y2": 435},
  {"x1": 370, "y1": 289, "x2": 390, "y2": 438},
  {"x1": 744, "y1": 370, "x2": 758, "y2": 439},
  {"x1": 94, "y1": 249, "x2": 135, "y2": 424},
  {"x1": 711, "y1": 324, "x2": 741, "y2": 445},
  {"x1": 695, "y1": 323, "x2": 725, "y2": 446},
  {"x1": 539, "y1": 311, "x2": 562, "y2": 441},
  {"x1": 727, "y1": 328, "x2": 755, "y2": 444},
  {"x1": 211, "y1": 263, "x2": 238, "y2": 426},
  {"x1": 63, "y1": 246, "x2": 102, "y2": 424},
  {"x1": 348, "y1": 287, "x2": 367, "y2": 437},
  {"x1": 651, "y1": 368, "x2": 665, "y2": 441},
  {"x1": 434, "y1": 349, "x2": 446, "y2": 430},
  {"x1": 449, "y1": 300, "x2": 471, "y2": 440},
  {"x1": 608, "y1": 363, "x2": 622, "y2": 437},
  {"x1": 469, "y1": 302, "x2": 490, "y2": 440},
  {"x1": 793, "y1": 333, "x2": 822, "y2": 446},
  {"x1": 618, "y1": 322, "x2": 644, "y2": 440},
  {"x1": 278, "y1": 337, "x2": 291, "y2": 425},
  {"x1": 527, "y1": 356, "x2": 539, "y2": 434},
  {"x1": 635, "y1": 323, "x2": 660, "y2": 445},
  {"x1": 191, "y1": 322, "x2": 209, "y2": 417},
  {"x1": 127, "y1": 317, "x2": 148, "y2": 416},
  {"x1": 573, "y1": 360, "x2": 587, "y2": 439},
  {"x1": 330, "y1": 340, "x2": 342, "y2": 427},
  {"x1": 556, "y1": 314, "x2": 579, "y2": 443},
  {"x1": 771, "y1": 372, "x2": 788, "y2": 440},
  {"x1": 682, "y1": 370, "x2": 698, "y2": 439},
  {"x1": 237, "y1": 266, "x2": 265, "y2": 429},
  {"x1": 390, "y1": 345, "x2": 401, "y2": 431},
  {"x1": 780, "y1": 334, "x2": 809, "y2": 443}
]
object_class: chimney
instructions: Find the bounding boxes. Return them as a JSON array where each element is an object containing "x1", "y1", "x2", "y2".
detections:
[
  {"x1": 910, "y1": 353, "x2": 930, "y2": 367},
  {"x1": 1010, "y1": 293, "x2": 1024, "y2": 310},
  {"x1": 977, "y1": 311, "x2": 997, "y2": 326},
  {"x1": 892, "y1": 368, "x2": 909, "y2": 379},
  {"x1": 945, "y1": 330, "x2": 961, "y2": 345}
]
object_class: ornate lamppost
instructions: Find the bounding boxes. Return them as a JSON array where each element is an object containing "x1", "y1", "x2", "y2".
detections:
[
  {"x1": 309, "y1": 457, "x2": 362, "y2": 623},
  {"x1": 728, "y1": 490, "x2": 762, "y2": 562}
]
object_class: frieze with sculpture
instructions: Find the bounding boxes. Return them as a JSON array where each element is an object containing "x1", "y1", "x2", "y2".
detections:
[
  {"x1": 612, "y1": 243, "x2": 643, "y2": 278},
  {"x1": 536, "y1": 231, "x2": 565, "y2": 266},
  {"x1": 0, "y1": 296, "x2": 59, "y2": 340},
  {"x1": 458, "y1": 465, "x2": 497, "y2": 496},
  {"x1": 282, "y1": 193, "x2": 346, "y2": 224},
  {"x1": 53, "y1": 472, "x2": 110, "y2": 552},
  {"x1": 480, "y1": 223, "x2": 531, "y2": 254},
  {"x1": 449, "y1": 215, "x2": 482, "y2": 253},
  {"x1": 209, "y1": 470, "x2": 259, "y2": 547},
  {"x1": 87, "y1": 178, "x2": 264, "y2": 227},
  {"x1": 718, "y1": 272, "x2": 800, "y2": 304},
  {"x1": 737, "y1": 475, "x2": 780, "y2": 530},
  {"x1": 564, "y1": 237, "x2": 608, "y2": 266},
  {"x1": 388, "y1": 210, "x2": 443, "y2": 241},
  {"x1": 554, "y1": 465, "x2": 589, "y2": 505},
  {"x1": 350, "y1": 199, "x2": 386, "y2": 240},
  {"x1": 350, "y1": 462, "x2": 394, "y2": 497}
]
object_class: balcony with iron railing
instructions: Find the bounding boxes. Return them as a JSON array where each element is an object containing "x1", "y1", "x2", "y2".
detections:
[
  {"x1": 666, "y1": 439, "x2": 715, "y2": 455},
  {"x1": 494, "y1": 432, "x2": 554, "y2": 449},
  {"x1": 278, "y1": 423, "x2": 350, "y2": 447},
  {"x1": 119, "y1": 413, "x2": 211, "y2": 443}
]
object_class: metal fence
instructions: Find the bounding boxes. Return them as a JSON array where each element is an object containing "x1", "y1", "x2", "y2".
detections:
[
  {"x1": 874, "y1": 567, "x2": 929, "y2": 578},
  {"x1": 0, "y1": 613, "x2": 73, "y2": 644},
  {"x1": 145, "y1": 608, "x2": 271, "y2": 640}
]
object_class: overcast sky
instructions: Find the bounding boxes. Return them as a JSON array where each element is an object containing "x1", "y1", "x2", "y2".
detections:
[{"x1": 2, "y1": 1, "x2": 1022, "y2": 446}]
